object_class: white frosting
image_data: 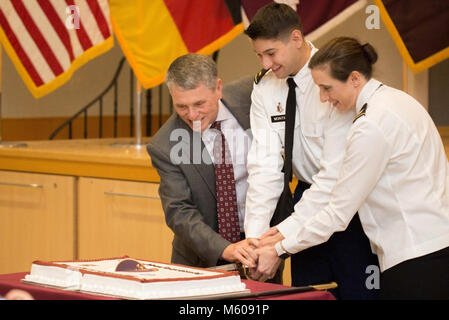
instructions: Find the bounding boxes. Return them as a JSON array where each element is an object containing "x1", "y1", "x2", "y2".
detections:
[
  {"x1": 25, "y1": 258, "x2": 246, "y2": 299},
  {"x1": 25, "y1": 264, "x2": 82, "y2": 289},
  {"x1": 81, "y1": 274, "x2": 245, "y2": 299}
]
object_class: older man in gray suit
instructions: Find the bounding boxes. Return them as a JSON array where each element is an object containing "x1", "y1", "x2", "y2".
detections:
[{"x1": 147, "y1": 53, "x2": 257, "y2": 269}]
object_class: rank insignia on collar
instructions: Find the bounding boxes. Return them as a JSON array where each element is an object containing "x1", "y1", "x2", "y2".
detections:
[
  {"x1": 353, "y1": 103, "x2": 368, "y2": 123},
  {"x1": 254, "y1": 68, "x2": 269, "y2": 84}
]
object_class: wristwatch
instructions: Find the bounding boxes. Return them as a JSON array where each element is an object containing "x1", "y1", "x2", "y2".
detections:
[{"x1": 275, "y1": 241, "x2": 291, "y2": 260}]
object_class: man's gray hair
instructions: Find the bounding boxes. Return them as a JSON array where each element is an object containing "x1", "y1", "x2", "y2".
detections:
[{"x1": 165, "y1": 53, "x2": 218, "y2": 91}]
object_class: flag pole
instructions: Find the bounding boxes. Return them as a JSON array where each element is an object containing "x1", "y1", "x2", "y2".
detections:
[{"x1": 134, "y1": 80, "x2": 143, "y2": 148}]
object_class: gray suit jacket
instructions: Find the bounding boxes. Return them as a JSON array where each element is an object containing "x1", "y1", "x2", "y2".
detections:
[{"x1": 146, "y1": 76, "x2": 253, "y2": 267}]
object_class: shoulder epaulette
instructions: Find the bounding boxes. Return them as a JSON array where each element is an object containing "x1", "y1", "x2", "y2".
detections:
[
  {"x1": 254, "y1": 68, "x2": 269, "y2": 84},
  {"x1": 353, "y1": 103, "x2": 368, "y2": 123}
]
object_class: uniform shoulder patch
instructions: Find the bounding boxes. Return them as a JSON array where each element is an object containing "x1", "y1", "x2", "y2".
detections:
[{"x1": 254, "y1": 68, "x2": 269, "y2": 84}]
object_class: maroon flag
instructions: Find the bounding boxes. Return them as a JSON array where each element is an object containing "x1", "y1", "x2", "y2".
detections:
[
  {"x1": 375, "y1": 0, "x2": 449, "y2": 73},
  {"x1": 241, "y1": 0, "x2": 360, "y2": 35}
]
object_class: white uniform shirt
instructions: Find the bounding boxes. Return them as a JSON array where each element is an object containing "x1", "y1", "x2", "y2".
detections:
[
  {"x1": 279, "y1": 78, "x2": 449, "y2": 272},
  {"x1": 202, "y1": 101, "x2": 251, "y2": 231},
  {"x1": 244, "y1": 42, "x2": 355, "y2": 238}
]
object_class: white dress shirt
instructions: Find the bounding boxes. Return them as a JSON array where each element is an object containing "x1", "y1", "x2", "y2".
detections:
[
  {"x1": 244, "y1": 42, "x2": 355, "y2": 238},
  {"x1": 278, "y1": 78, "x2": 449, "y2": 272},
  {"x1": 202, "y1": 101, "x2": 251, "y2": 231}
]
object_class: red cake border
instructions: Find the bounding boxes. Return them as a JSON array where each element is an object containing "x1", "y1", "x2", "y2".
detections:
[{"x1": 31, "y1": 256, "x2": 240, "y2": 283}]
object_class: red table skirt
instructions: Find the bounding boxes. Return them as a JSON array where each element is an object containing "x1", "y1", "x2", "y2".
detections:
[{"x1": 0, "y1": 272, "x2": 335, "y2": 300}]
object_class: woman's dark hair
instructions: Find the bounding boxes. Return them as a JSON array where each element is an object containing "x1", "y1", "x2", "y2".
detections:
[
  {"x1": 244, "y1": 2, "x2": 303, "y2": 41},
  {"x1": 309, "y1": 37, "x2": 378, "y2": 81}
]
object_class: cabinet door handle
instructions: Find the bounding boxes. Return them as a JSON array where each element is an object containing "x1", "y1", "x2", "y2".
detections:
[
  {"x1": 0, "y1": 181, "x2": 44, "y2": 188},
  {"x1": 104, "y1": 191, "x2": 160, "y2": 200}
]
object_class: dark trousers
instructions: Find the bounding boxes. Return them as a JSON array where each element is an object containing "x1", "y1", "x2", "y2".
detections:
[
  {"x1": 380, "y1": 246, "x2": 449, "y2": 300},
  {"x1": 290, "y1": 180, "x2": 380, "y2": 300}
]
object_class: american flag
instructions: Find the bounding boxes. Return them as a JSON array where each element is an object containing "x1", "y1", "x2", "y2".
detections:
[{"x1": 0, "y1": 0, "x2": 113, "y2": 98}]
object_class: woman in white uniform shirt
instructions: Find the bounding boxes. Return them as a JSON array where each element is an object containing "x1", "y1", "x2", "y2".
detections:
[{"x1": 252, "y1": 37, "x2": 449, "y2": 299}]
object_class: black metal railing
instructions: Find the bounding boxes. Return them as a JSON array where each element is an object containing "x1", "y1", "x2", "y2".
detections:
[{"x1": 49, "y1": 57, "x2": 132, "y2": 140}]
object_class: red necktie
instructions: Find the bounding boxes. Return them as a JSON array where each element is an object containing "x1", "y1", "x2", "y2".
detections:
[{"x1": 211, "y1": 121, "x2": 241, "y2": 243}]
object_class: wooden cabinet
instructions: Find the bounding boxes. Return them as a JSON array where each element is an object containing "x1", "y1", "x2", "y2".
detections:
[
  {"x1": 0, "y1": 170, "x2": 75, "y2": 274},
  {"x1": 0, "y1": 139, "x2": 171, "y2": 275},
  {"x1": 77, "y1": 177, "x2": 173, "y2": 263},
  {"x1": 0, "y1": 139, "x2": 292, "y2": 283}
]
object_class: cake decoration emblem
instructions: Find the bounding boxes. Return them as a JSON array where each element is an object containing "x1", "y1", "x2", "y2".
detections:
[{"x1": 115, "y1": 259, "x2": 158, "y2": 272}]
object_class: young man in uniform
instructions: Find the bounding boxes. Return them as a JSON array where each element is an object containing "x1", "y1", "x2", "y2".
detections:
[{"x1": 243, "y1": 3, "x2": 379, "y2": 299}]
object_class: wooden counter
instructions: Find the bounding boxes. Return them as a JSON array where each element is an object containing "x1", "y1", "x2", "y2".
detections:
[
  {"x1": 0, "y1": 138, "x2": 158, "y2": 182},
  {"x1": 0, "y1": 138, "x2": 173, "y2": 275},
  {"x1": 1, "y1": 132, "x2": 448, "y2": 183}
]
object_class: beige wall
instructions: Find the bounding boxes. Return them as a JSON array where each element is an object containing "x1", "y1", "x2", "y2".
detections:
[
  {"x1": 308, "y1": 0, "x2": 431, "y2": 110},
  {"x1": 0, "y1": 1, "x2": 444, "y2": 123},
  {"x1": 217, "y1": 33, "x2": 260, "y2": 84},
  {"x1": 309, "y1": 1, "x2": 403, "y2": 90},
  {"x1": 429, "y1": 58, "x2": 449, "y2": 125},
  {"x1": 1, "y1": 38, "x2": 130, "y2": 118}
]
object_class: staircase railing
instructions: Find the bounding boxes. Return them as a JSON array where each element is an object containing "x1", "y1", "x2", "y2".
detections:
[{"x1": 49, "y1": 57, "x2": 131, "y2": 140}]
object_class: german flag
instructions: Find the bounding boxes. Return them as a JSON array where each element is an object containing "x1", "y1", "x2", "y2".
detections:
[
  {"x1": 109, "y1": 0, "x2": 243, "y2": 89},
  {"x1": 375, "y1": 0, "x2": 449, "y2": 73}
]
